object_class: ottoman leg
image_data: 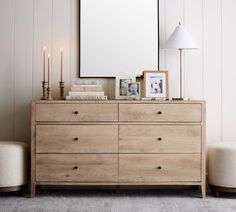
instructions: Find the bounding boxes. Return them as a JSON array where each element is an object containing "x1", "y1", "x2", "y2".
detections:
[{"x1": 212, "y1": 188, "x2": 220, "y2": 197}]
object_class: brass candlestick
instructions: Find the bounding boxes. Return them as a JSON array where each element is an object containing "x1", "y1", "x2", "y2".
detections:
[
  {"x1": 40, "y1": 81, "x2": 48, "y2": 100},
  {"x1": 59, "y1": 81, "x2": 65, "y2": 100},
  {"x1": 47, "y1": 87, "x2": 53, "y2": 100}
]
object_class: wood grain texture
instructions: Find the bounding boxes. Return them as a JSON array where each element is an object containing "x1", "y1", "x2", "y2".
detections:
[
  {"x1": 119, "y1": 154, "x2": 201, "y2": 182},
  {"x1": 35, "y1": 103, "x2": 118, "y2": 122},
  {"x1": 36, "y1": 154, "x2": 118, "y2": 182},
  {"x1": 119, "y1": 103, "x2": 202, "y2": 122},
  {"x1": 119, "y1": 125, "x2": 201, "y2": 153},
  {"x1": 36, "y1": 125, "x2": 118, "y2": 153}
]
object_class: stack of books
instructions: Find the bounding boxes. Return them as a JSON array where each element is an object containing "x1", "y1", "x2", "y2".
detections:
[{"x1": 66, "y1": 83, "x2": 107, "y2": 100}]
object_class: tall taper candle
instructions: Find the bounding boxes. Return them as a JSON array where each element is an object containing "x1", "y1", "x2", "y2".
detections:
[
  {"x1": 43, "y1": 46, "x2": 46, "y2": 81},
  {"x1": 60, "y1": 48, "x2": 63, "y2": 82},
  {"x1": 48, "y1": 54, "x2": 51, "y2": 87}
]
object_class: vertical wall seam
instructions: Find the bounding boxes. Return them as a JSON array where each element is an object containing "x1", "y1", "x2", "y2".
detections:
[
  {"x1": 13, "y1": 0, "x2": 16, "y2": 140},
  {"x1": 51, "y1": 0, "x2": 53, "y2": 73},
  {"x1": 202, "y1": 0, "x2": 204, "y2": 100},
  {"x1": 183, "y1": 0, "x2": 186, "y2": 97},
  {"x1": 164, "y1": 0, "x2": 166, "y2": 69},
  {"x1": 220, "y1": 0, "x2": 223, "y2": 142},
  {"x1": 69, "y1": 0, "x2": 72, "y2": 87},
  {"x1": 32, "y1": 0, "x2": 35, "y2": 100}
]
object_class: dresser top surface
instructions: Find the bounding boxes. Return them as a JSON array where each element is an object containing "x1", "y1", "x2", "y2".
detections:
[{"x1": 32, "y1": 100, "x2": 205, "y2": 104}]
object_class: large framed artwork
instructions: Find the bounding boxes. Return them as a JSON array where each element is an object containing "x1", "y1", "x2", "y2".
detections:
[{"x1": 79, "y1": 0, "x2": 159, "y2": 77}]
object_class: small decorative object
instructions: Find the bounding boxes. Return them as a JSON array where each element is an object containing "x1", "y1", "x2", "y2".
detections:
[
  {"x1": 143, "y1": 71, "x2": 169, "y2": 100},
  {"x1": 47, "y1": 54, "x2": 53, "y2": 100},
  {"x1": 127, "y1": 82, "x2": 141, "y2": 99},
  {"x1": 66, "y1": 80, "x2": 107, "y2": 100},
  {"x1": 59, "y1": 48, "x2": 65, "y2": 100},
  {"x1": 40, "y1": 46, "x2": 48, "y2": 100},
  {"x1": 115, "y1": 76, "x2": 135, "y2": 99},
  {"x1": 165, "y1": 21, "x2": 199, "y2": 100}
]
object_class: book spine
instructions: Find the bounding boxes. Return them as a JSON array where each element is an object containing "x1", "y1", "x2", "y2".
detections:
[
  {"x1": 69, "y1": 91, "x2": 104, "y2": 97},
  {"x1": 66, "y1": 96, "x2": 107, "y2": 100}
]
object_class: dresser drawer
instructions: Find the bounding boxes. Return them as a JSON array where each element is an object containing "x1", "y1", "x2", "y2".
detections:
[
  {"x1": 119, "y1": 125, "x2": 201, "y2": 153},
  {"x1": 119, "y1": 104, "x2": 202, "y2": 122},
  {"x1": 36, "y1": 154, "x2": 118, "y2": 182},
  {"x1": 119, "y1": 154, "x2": 201, "y2": 182},
  {"x1": 35, "y1": 103, "x2": 118, "y2": 122},
  {"x1": 36, "y1": 125, "x2": 118, "y2": 153}
]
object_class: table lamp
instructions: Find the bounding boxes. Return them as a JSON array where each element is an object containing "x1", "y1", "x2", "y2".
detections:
[{"x1": 166, "y1": 22, "x2": 199, "y2": 100}]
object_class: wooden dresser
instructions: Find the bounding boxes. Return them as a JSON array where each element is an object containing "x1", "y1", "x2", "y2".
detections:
[{"x1": 31, "y1": 100, "x2": 206, "y2": 197}]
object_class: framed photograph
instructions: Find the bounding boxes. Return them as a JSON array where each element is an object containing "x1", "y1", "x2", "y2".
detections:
[
  {"x1": 115, "y1": 76, "x2": 136, "y2": 99},
  {"x1": 143, "y1": 71, "x2": 169, "y2": 99},
  {"x1": 128, "y1": 82, "x2": 141, "y2": 99}
]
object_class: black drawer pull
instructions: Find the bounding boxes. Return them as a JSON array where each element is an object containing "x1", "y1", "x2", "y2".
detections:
[
  {"x1": 73, "y1": 111, "x2": 79, "y2": 114},
  {"x1": 156, "y1": 166, "x2": 162, "y2": 170},
  {"x1": 73, "y1": 166, "x2": 78, "y2": 170},
  {"x1": 74, "y1": 137, "x2": 79, "y2": 141},
  {"x1": 157, "y1": 111, "x2": 162, "y2": 115},
  {"x1": 157, "y1": 137, "x2": 162, "y2": 141}
]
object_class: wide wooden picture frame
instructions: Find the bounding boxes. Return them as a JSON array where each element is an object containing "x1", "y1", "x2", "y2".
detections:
[{"x1": 143, "y1": 71, "x2": 169, "y2": 100}]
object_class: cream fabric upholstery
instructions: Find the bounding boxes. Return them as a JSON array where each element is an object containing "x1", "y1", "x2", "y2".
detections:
[
  {"x1": 208, "y1": 142, "x2": 236, "y2": 188},
  {"x1": 0, "y1": 141, "x2": 28, "y2": 187}
]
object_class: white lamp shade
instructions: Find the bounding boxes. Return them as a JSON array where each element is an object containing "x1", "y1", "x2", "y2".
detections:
[{"x1": 165, "y1": 23, "x2": 199, "y2": 49}]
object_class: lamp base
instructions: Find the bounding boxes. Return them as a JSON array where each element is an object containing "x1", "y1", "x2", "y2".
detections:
[{"x1": 172, "y1": 97, "x2": 190, "y2": 101}]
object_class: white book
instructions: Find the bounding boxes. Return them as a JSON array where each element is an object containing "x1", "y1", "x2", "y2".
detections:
[
  {"x1": 71, "y1": 87, "x2": 103, "y2": 92},
  {"x1": 66, "y1": 95, "x2": 108, "y2": 100},
  {"x1": 72, "y1": 84, "x2": 102, "y2": 88},
  {"x1": 69, "y1": 91, "x2": 104, "y2": 97}
]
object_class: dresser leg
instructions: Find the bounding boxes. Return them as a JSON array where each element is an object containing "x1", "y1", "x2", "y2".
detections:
[
  {"x1": 30, "y1": 183, "x2": 36, "y2": 198},
  {"x1": 200, "y1": 184, "x2": 206, "y2": 198}
]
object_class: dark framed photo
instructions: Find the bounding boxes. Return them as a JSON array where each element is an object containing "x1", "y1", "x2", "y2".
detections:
[{"x1": 143, "y1": 71, "x2": 169, "y2": 100}]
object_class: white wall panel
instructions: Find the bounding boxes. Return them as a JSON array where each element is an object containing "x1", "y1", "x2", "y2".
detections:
[
  {"x1": 0, "y1": 0, "x2": 15, "y2": 140},
  {"x1": 203, "y1": 0, "x2": 222, "y2": 143},
  {"x1": 165, "y1": 0, "x2": 184, "y2": 99},
  {"x1": 52, "y1": 0, "x2": 71, "y2": 99},
  {"x1": 33, "y1": 0, "x2": 52, "y2": 100},
  {"x1": 184, "y1": 0, "x2": 203, "y2": 100},
  {"x1": 222, "y1": 0, "x2": 236, "y2": 142},
  {"x1": 14, "y1": 0, "x2": 33, "y2": 141}
]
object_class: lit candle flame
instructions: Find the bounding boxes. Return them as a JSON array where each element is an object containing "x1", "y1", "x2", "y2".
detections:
[
  {"x1": 61, "y1": 48, "x2": 63, "y2": 52},
  {"x1": 43, "y1": 46, "x2": 46, "y2": 50},
  {"x1": 48, "y1": 54, "x2": 50, "y2": 57}
]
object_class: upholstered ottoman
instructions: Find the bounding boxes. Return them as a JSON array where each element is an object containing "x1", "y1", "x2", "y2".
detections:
[
  {"x1": 208, "y1": 142, "x2": 236, "y2": 197},
  {"x1": 0, "y1": 141, "x2": 28, "y2": 192}
]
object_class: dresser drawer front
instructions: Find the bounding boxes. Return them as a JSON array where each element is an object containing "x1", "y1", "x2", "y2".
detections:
[
  {"x1": 36, "y1": 103, "x2": 118, "y2": 122},
  {"x1": 36, "y1": 154, "x2": 118, "y2": 182},
  {"x1": 36, "y1": 125, "x2": 118, "y2": 153},
  {"x1": 119, "y1": 154, "x2": 201, "y2": 182},
  {"x1": 119, "y1": 125, "x2": 201, "y2": 153},
  {"x1": 119, "y1": 104, "x2": 202, "y2": 122}
]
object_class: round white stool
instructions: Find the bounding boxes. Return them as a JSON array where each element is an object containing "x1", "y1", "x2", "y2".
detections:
[
  {"x1": 0, "y1": 141, "x2": 28, "y2": 192},
  {"x1": 208, "y1": 142, "x2": 236, "y2": 197}
]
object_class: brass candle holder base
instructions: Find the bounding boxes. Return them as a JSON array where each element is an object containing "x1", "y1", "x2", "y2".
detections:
[
  {"x1": 172, "y1": 97, "x2": 190, "y2": 101},
  {"x1": 40, "y1": 81, "x2": 48, "y2": 100},
  {"x1": 47, "y1": 87, "x2": 53, "y2": 100},
  {"x1": 59, "y1": 81, "x2": 65, "y2": 100}
]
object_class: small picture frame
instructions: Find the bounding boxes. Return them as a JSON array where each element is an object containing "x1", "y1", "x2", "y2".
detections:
[
  {"x1": 143, "y1": 71, "x2": 169, "y2": 100},
  {"x1": 115, "y1": 76, "x2": 136, "y2": 99},
  {"x1": 128, "y1": 82, "x2": 141, "y2": 99}
]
